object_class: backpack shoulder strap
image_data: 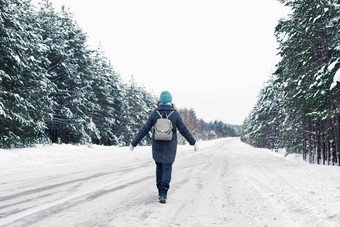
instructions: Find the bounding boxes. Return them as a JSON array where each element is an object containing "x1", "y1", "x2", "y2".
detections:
[
  {"x1": 166, "y1": 110, "x2": 175, "y2": 119},
  {"x1": 156, "y1": 109, "x2": 175, "y2": 119},
  {"x1": 156, "y1": 110, "x2": 163, "y2": 118}
]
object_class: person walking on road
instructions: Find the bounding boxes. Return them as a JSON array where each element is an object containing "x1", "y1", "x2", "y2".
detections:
[{"x1": 130, "y1": 91, "x2": 198, "y2": 203}]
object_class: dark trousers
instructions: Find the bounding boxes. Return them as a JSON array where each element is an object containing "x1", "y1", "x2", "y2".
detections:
[{"x1": 156, "y1": 162, "x2": 173, "y2": 197}]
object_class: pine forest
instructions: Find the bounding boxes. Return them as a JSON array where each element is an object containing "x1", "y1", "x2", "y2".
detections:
[
  {"x1": 0, "y1": 0, "x2": 239, "y2": 149},
  {"x1": 242, "y1": 0, "x2": 340, "y2": 166}
]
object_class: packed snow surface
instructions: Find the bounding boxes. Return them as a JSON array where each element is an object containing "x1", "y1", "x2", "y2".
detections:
[{"x1": 0, "y1": 138, "x2": 340, "y2": 227}]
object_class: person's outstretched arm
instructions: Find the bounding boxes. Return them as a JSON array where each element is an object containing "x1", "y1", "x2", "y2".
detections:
[
  {"x1": 176, "y1": 113, "x2": 197, "y2": 149},
  {"x1": 130, "y1": 111, "x2": 154, "y2": 149}
]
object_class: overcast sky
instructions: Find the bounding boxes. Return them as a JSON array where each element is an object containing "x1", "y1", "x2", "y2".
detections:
[{"x1": 44, "y1": 0, "x2": 290, "y2": 125}]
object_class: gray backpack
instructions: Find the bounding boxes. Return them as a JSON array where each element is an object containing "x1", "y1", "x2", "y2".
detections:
[{"x1": 154, "y1": 110, "x2": 175, "y2": 141}]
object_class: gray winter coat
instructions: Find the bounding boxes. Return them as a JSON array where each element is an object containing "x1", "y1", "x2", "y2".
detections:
[{"x1": 131, "y1": 104, "x2": 196, "y2": 163}]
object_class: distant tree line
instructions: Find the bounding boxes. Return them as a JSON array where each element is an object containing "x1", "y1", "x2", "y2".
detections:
[
  {"x1": 242, "y1": 0, "x2": 340, "y2": 166},
  {"x1": 0, "y1": 0, "x2": 239, "y2": 148},
  {"x1": 178, "y1": 108, "x2": 241, "y2": 144}
]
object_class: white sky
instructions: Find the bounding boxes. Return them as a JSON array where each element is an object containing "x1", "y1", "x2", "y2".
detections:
[{"x1": 43, "y1": 0, "x2": 289, "y2": 125}]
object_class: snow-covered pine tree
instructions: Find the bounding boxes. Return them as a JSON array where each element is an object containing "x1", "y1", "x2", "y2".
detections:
[
  {"x1": 274, "y1": 0, "x2": 339, "y2": 164},
  {"x1": 118, "y1": 77, "x2": 155, "y2": 146},
  {"x1": 0, "y1": 0, "x2": 54, "y2": 148},
  {"x1": 243, "y1": 0, "x2": 339, "y2": 165},
  {"x1": 37, "y1": 0, "x2": 96, "y2": 144},
  {"x1": 89, "y1": 47, "x2": 123, "y2": 145},
  {"x1": 241, "y1": 77, "x2": 282, "y2": 151}
]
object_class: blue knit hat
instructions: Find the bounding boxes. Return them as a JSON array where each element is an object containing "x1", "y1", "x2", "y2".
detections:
[{"x1": 159, "y1": 91, "x2": 172, "y2": 103}]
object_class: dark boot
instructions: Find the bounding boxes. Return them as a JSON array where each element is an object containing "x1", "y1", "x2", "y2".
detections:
[
  {"x1": 160, "y1": 183, "x2": 170, "y2": 199},
  {"x1": 159, "y1": 196, "x2": 166, "y2": 203}
]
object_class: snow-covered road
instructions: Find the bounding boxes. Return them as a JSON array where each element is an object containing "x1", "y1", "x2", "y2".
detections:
[{"x1": 0, "y1": 138, "x2": 339, "y2": 227}]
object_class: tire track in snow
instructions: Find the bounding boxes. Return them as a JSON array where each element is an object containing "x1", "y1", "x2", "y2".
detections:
[
  {"x1": 244, "y1": 155, "x2": 339, "y2": 227},
  {"x1": 101, "y1": 139, "x2": 231, "y2": 227},
  {"x1": 2, "y1": 138, "x2": 340, "y2": 226},
  {"x1": 220, "y1": 139, "x2": 340, "y2": 227},
  {"x1": 0, "y1": 162, "x2": 155, "y2": 227}
]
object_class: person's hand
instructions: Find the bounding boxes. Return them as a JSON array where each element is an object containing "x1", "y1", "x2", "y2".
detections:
[
  {"x1": 129, "y1": 145, "x2": 134, "y2": 151},
  {"x1": 194, "y1": 143, "x2": 199, "y2": 152}
]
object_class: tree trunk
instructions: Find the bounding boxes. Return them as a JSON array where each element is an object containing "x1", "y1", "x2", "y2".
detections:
[
  {"x1": 321, "y1": 121, "x2": 326, "y2": 165},
  {"x1": 316, "y1": 121, "x2": 321, "y2": 165},
  {"x1": 309, "y1": 120, "x2": 314, "y2": 164},
  {"x1": 303, "y1": 121, "x2": 307, "y2": 161},
  {"x1": 332, "y1": 140, "x2": 336, "y2": 165},
  {"x1": 336, "y1": 116, "x2": 340, "y2": 166},
  {"x1": 327, "y1": 116, "x2": 332, "y2": 165}
]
